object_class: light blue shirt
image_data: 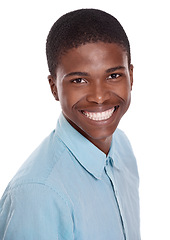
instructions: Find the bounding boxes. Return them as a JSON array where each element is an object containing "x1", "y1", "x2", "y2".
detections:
[{"x1": 0, "y1": 113, "x2": 140, "y2": 240}]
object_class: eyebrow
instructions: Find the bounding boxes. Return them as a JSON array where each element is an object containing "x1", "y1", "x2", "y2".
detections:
[
  {"x1": 106, "y1": 66, "x2": 126, "y2": 73},
  {"x1": 64, "y1": 71, "x2": 90, "y2": 78},
  {"x1": 63, "y1": 66, "x2": 126, "y2": 79}
]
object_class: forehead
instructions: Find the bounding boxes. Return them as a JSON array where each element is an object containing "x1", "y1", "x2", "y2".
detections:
[{"x1": 57, "y1": 42, "x2": 129, "y2": 75}]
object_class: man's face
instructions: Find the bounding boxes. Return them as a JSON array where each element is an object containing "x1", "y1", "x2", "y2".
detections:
[{"x1": 49, "y1": 42, "x2": 133, "y2": 146}]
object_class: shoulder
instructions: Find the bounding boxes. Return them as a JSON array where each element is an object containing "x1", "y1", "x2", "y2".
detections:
[
  {"x1": 6, "y1": 129, "x2": 68, "y2": 192},
  {"x1": 0, "y1": 129, "x2": 75, "y2": 239}
]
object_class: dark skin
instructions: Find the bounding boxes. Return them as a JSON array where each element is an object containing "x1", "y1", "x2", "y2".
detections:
[{"x1": 49, "y1": 42, "x2": 133, "y2": 155}]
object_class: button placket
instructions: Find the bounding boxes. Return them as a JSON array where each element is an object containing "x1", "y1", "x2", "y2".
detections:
[{"x1": 105, "y1": 159, "x2": 127, "y2": 240}]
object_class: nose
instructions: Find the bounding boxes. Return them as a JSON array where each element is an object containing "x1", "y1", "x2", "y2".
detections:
[{"x1": 86, "y1": 82, "x2": 111, "y2": 104}]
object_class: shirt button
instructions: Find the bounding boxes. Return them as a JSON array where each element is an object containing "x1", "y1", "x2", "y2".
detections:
[{"x1": 109, "y1": 157, "x2": 114, "y2": 167}]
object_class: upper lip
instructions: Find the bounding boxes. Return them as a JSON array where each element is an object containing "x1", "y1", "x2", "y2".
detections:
[{"x1": 79, "y1": 105, "x2": 119, "y2": 113}]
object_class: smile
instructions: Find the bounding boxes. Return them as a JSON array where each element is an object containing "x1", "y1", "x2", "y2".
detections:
[{"x1": 82, "y1": 106, "x2": 118, "y2": 121}]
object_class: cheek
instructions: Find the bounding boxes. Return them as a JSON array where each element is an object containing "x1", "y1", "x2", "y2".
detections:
[
  {"x1": 58, "y1": 85, "x2": 81, "y2": 111},
  {"x1": 122, "y1": 85, "x2": 131, "y2": 101},
  {"x1": 113, "y1": 81, "x2": 131, "y2": 101},
  {"x1": 120, "y1": 83, "x2": 132, "y2": 113},
  {"x1": 113, "y1": 81, "x2": 132, "y2": 116}
]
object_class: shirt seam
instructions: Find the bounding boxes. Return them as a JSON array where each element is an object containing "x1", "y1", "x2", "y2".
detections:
[
  {"x1": 43, "y1": 135, "x2": 67, "y2": 184},
  {"x1": 3, "y1": 181, "x2": 72, "y2": 211}
]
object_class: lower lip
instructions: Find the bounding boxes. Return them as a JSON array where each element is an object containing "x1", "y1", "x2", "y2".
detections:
[{"x1": 79, "y1": 106, "x2": 119, "y2": 125}]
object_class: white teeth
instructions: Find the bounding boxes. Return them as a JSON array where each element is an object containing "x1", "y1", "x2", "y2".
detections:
[{"x1": 83, "y1": 107, "x2": 116, "y2": 121}]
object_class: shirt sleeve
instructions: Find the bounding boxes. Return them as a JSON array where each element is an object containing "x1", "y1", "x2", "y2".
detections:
[{"x1": 0, "y1": 183, "x2": 75, "y2": 240}]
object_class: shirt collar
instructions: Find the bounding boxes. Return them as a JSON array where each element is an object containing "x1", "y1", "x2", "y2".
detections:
[
  {"x1": 55, "y1": 113, "x2": 107, "y2": 179},
  {"x1": 108, "y1": 134, "x2": 121, "y2": 170}
]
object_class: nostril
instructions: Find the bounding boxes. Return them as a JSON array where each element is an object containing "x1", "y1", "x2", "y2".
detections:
[{"x1": 86, "y1": 90, "x2": 111, "y2": 104}]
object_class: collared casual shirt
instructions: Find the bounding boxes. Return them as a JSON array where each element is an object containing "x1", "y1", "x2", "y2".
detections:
[{"x1": 0, "y1": 113, "x2": 140, "y2": 240}]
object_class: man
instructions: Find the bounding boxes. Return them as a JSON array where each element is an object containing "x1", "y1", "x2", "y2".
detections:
[{"x1": 0, "y1": 9, "x2": 140, "y2": 239}]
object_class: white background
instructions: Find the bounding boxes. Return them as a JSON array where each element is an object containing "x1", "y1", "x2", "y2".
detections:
[{"x1": 0, "y1": 0, "x2": 169, "y2": 239}]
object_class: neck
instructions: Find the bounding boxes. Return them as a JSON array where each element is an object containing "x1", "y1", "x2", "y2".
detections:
[
  {"x1": 88, "y1": 136, "x2": 112, "y2": 156},
  {"x1": 64, "y1": 115, "x2": 112, "y2": 155}
]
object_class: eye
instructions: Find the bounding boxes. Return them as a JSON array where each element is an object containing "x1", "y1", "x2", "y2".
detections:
[
  {"x1": 107, "y1": 73, "x2": 121, "y2": 80},
  {"x1": 72, "y1": 78, "x2": 87, "y2": 84}
]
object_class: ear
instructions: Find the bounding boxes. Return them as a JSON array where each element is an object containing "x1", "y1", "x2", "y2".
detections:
[
  {"x1": 48, "y1": 75, "x2": 59, "y2": 101},
  {"x1": 129, "y1": 64, "x2": 134, "y2": 90}
]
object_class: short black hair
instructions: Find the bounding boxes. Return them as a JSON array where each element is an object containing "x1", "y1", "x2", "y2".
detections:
[{"x1": 46, "y1": 9, "x2": 131, "y2": 77}]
